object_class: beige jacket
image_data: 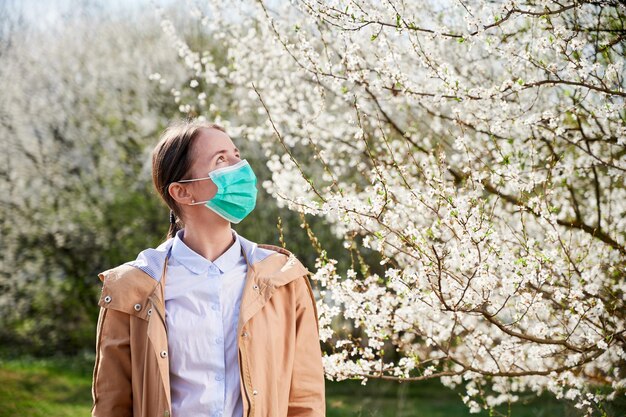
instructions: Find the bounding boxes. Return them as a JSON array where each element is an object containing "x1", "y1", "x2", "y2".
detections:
[{"x1": 91, "y1": 244, "x2": 326, "y2": 417}]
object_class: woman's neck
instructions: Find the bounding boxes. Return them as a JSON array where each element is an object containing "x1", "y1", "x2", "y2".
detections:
[{"x1": 180, "y1": 220, "x2": 234, "y2": 262}]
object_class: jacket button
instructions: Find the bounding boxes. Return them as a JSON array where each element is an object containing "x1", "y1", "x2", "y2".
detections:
[
  {"x1": 160, "y1": 350, "x2": 168, "y2": 358},
  {"x1": 147, "y1": 308, "x2": 152, "y2": 316},
  {"x1": 104, "y1": 295, "x2": 112, "y2": 303},
  {"x1": 252, "y1": 284, "x2": 259, "y2": 290},
  {"x1": 134, "y1": 303, "x2": 142, "y2": 311},
  {"x1": 253, "y1": 389, "x2": 258, "y2": 396}
]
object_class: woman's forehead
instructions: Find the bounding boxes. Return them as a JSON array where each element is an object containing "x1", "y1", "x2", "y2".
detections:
[{"x1": 192, "y1": 127, "x2": 236, "y2": 157}]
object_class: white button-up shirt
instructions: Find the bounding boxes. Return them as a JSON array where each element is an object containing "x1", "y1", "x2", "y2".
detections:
[
  {"x1": 126, "y1": 228, "x2": 277, "y2": 417},
  {"x1": 166, "y1": 228, "x2": 246, "y2": 417}
]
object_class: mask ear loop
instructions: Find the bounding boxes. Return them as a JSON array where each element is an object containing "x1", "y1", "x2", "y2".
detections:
[
  {"x1": 188, "y1": 199, "x2": 211, "y2": 206},
  {"x1": 177, "y1": 176, "x2": 212, "y2": 183},
  {"x1": 175, "y1": 176, "x2": 214, "y2": 206}
]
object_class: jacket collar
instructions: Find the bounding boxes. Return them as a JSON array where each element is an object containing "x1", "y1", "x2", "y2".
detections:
[
  {"x1": 98, "y1": 239, "x2": 310, "y2": 317},
  {"x1": 168, "y1": 228, "x2": 309, "y2": 282},
  {"x1": 125, "y1": 228, "x2": 285, "y2": 282}
]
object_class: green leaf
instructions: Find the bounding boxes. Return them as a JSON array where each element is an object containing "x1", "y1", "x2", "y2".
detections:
[{"x1": 514, "y1": 257, "x2": 528, "y2": 267}]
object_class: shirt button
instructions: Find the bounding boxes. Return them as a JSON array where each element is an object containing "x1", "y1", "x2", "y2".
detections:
[
  {"x1": 212, "y1": 304, "x2": 219, "y2": 311},
  {"x1": 215, "y1": 374, "x2": 224, "y2": 381},
  {"x1": 215, "y1": 337, "x2": 223, "y2": 344}
]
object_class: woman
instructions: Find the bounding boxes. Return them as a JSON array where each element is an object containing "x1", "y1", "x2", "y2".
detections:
[{"x1": 91, "y1": 119, "x2": 326, "y2": 417}]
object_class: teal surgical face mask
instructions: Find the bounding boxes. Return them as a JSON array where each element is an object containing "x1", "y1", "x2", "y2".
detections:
[{"x1": 178, "y1": 159, "x2": 257, "y2": 223}]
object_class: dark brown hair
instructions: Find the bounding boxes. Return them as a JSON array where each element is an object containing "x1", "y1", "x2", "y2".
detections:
[{"x1": 152, "y1": 118, "x2": 226, "y2": 239}]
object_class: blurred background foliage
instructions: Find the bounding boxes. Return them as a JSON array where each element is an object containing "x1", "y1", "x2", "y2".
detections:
[{"x1": 0, "y1": 0, "x2": 353, "y2": 358}]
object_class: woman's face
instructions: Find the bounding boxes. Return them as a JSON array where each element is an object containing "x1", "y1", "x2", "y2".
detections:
[{"x1": 183, "y1": 127, "x2": 242, "y2": 203}]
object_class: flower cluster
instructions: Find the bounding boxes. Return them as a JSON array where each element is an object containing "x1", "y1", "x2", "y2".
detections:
[{"x1": 159, "y1": 1, "x2": 625, "y2": 414}]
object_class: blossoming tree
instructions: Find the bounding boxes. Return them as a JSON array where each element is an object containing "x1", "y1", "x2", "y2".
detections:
[
  {"x1": 0, "y1": 5, "x2": 188, "y2": 354},
  {"x1": 158, "y1": 1, "x2": 625, "y2": 414}
]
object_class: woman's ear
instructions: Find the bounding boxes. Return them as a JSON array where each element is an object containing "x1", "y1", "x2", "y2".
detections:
[{"x1": 168, "y1": 182, "x2": 196, "y2": 205}]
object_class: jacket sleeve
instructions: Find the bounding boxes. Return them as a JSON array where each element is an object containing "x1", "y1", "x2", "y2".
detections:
[
  {"x1": 91, "y1": 305, "x2": 133, "y2": 417},
  {"x1": 288, "y1": 274, "x2": 326, "y2": 417}
]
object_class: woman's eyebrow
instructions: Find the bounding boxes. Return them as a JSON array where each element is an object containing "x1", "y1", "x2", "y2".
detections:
[{"x1": 210, "y1": 148, "x2": 240, "y2": 160}]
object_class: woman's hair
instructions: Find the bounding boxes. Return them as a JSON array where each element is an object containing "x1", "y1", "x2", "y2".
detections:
[{"x1": 152, "y1": 118, "x2": 226, "y2": 239}]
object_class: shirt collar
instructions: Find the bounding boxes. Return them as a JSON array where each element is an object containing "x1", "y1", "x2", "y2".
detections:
[{"x1": 171, "y1": 228, "x2": 242, "y2": 275}]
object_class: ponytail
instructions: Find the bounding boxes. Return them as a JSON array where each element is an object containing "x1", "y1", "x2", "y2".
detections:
[{"x1": 167, "y1": 210, "x2": 181, "y2": 239}]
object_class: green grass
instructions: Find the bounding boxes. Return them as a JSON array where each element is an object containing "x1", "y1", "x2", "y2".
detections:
[
  {"x1": 326, "y1": 378, "x2": 579, "y2": 417},
  {"x1": 0, "y1": 354, "x2": 93, "y2": 417},
  {"x1": 0, "y1": 354, "x2": 623, "y2": 417}
]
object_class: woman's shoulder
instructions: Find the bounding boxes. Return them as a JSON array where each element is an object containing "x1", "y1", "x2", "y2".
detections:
[
  {"x1": 98, "y1": 238, "x2": 173, "y2": 285},
  {"x1": 235, "y1": 232, "x2": 281, "y2": 263},
  {"x1": 124, "y1": 238, "x2": 174, "y2": 281},
  {"x1": 95, "y1": 240, "x2": 172, "y2": 312},
  {"x1": 243, "y1": 240, "x2": 296, "y2": 267},
  {"x1": 96, "y1": 263, "x2": 158, "y2": 315}
]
